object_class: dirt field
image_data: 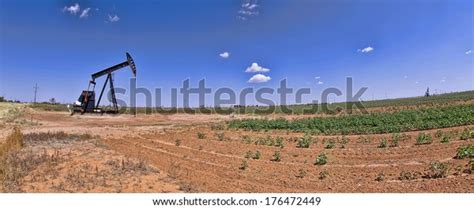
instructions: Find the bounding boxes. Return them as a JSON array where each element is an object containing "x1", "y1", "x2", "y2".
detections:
[{"x1": 0, "y1": 105, "x2": 473, "y2": 193}]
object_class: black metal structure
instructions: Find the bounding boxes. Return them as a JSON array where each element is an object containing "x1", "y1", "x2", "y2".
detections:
[{"x1": 72, "y1": 53, "x2": 137, "y2": 115}]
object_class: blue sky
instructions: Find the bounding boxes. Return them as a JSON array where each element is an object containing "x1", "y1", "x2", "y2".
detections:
[{"x1": 0, "y1": 0, "x2": 472, "y2": 107}]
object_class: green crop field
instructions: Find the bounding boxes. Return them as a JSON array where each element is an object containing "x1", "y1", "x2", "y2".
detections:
[{"x1": 228, "y1": 104, "x2": 474, "y2": 135}]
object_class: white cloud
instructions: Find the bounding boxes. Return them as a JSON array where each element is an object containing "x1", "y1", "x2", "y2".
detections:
[
  {"x1": 415, "y1": 81, "x2": 419, "y2": 84},
  {"x1": 403, "y1": 75, "x2": 408, "y2": 79},
  {"x1": 63, "y1": 3, "x2": 80, "y2": 15},
  {"x1": 440, "y1": 76, "x2": 446, "y2": 83},
  {"x1": 245, "y1": 62, "x2": 270, "y2": 73},
  {"x1": 219, "y1": 52, "x2": 230, "y2": 58},
  {"x1": 314, "y1": 76, "x2": 321, "y2": 80},
  {"x1": 237, "y1": 0, "x2": 259, "y2": 20},
  {"x1": 358, "y1": 46, "x2": 374, "y2": 53},
  {"x1": 248, "y1": 74, "x2": 271, "y2": 83},
  {"x1": 317, "y1": 81, "x2": 324, "y2": 85},
  {"x1": 466, "y1": 50, "x2": 473, "y2": 55},
  {"x1": 108, "y1": 14, "x2": 120, "y2": 22},
  {"x1": 80, "y1": 8, "x2": 91, "y2": 18}
]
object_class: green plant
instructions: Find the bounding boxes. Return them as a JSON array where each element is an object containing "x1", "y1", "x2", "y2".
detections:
[
  {"x1": 175, "y1": 139, "x2": 181, "y2": 146},
  {"x1": 425, "y1": 161, "x2": 449, "y2": 178},
  {"x1": 324, "y1": 139, "x2": 335, "y2": 149},
  {"x1": 239, "y1": 160, "x2": 248, "y2": 170},
  {"x1": 378, "y1": 138, "x2": 388, "y2": 148},
  {"x1": 297, "y1": 134, "x2": 312, "y2": 148},
  {"x1": 314, "y1": 152, "x2": 328, "y2": 165},
  {"x1": 271, "y1": 151, "x2": 281, "y2": 162},
  {"x1": 197, "y1": 132, "x2": 206, "y2": 139},
  {"x1": 455, "y1": 145, "x2": 474, "y2": 159},
  {"x1": 253, "y1": 151, "x2": 261, "y2": 160},
  {"x1": 416, "y1": 133, "x2": 432, "y2": 145},
  {"x1": 319, "y1": 170, "x2": 329, "y2": 180}
]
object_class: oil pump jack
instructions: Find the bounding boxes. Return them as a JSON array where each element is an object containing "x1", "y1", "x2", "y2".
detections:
[{"x1": 71, "y1": 53, "x2": 137, "y2": 115}]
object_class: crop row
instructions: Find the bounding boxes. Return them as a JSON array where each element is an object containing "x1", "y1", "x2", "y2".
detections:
[{"x1": 228, "y1": 104, "x2": 474, "y2": 135}]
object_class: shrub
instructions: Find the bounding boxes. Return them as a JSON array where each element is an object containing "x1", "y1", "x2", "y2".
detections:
[
  {"x1": 324, "y1": 139, "x2": 335, "y2": 149},
  {"x1": 378, "y1": 138, "x2": 388, "y2": 148},
  {"x1": 416, "y1": 133, "x2": 432, "y2": 145},
  {"x1": 314, "y1": 152, "x2": 328, "y2": 165},
  {"x1": 297, "y1": 134, "x2": 312, "y2": 148},
  {"x1": 271, "y1": 151, "x2": 281, "y2": 162},
  {"x1": 253, "y1": 151, "x2": 261, "y2": 160},
  {"x1": 425, "y1": 161, "x2": 449, "y2": 178},
  {"x1": 175, "y1": 139, "x2": 181, "y2": 146},
  {"x1": 239, "y1": 160, "x2": 248, "y2": 170},
  {"x1": 455, "y1": 145, "x2": 474, "y2": 159},
  {"x1": 197, "y1": 132, "x2": 206, "y2": 139},
  {"x1": 0, "y1": 127, "x2": 24, "y2": 158},
  {"x1": 319, "y1": 170, "x2": 329, "y2": 180}
]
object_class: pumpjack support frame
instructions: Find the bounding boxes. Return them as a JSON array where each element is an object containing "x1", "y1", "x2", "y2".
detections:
[{"x1": 71, "y1": 52, "x2": 137, "y2": 115}]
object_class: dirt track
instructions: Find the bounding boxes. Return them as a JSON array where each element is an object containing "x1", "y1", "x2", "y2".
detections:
[{"x1": 6, "y1": 109, "x2": 471, "y2": 192}]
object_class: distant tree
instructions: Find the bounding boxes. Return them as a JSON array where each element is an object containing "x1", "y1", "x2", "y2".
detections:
[
  {"x1": 425, "y1": 87, "x2": 430, "y2": 97},
  {"x1": 49, "y1": 98, "x2": 56, "y2": 104},
  {"x1": 0, "y1": 96, "x2": 4, "y2": 102}
]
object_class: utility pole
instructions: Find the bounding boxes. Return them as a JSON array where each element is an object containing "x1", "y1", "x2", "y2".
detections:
[{"x1": 33, "y1": 83, "x2": 39, "y2": 103}]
